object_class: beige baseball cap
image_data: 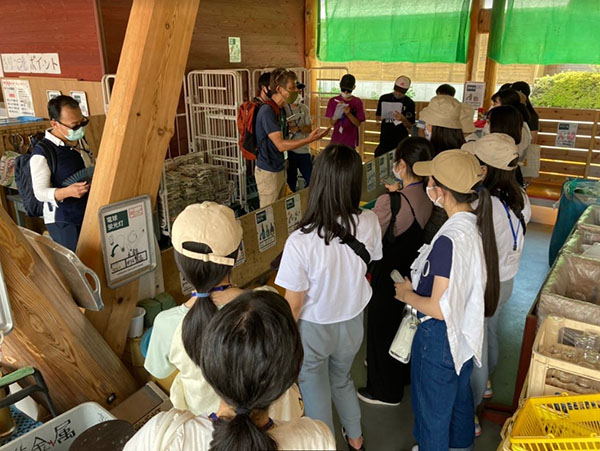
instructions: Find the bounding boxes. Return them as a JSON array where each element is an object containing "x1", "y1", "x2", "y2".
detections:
[
  {"x1": 460, "y1": 103, "x2": 477, "y2": 134},
  {"x1": 462, "y1": 133, "x2": 519, "y2": 171},
  {"x1": 413, "y1": 149, "x2": 484, "y2": 194},
  {"x1": 172, "y1": 202, "x2": 243, "y2": 266},
  {"x1": 394, "y1": 76, "x2": 411, "y2": 90},
  {"x1": 419, "y1": 95, "x2": 462, "y2": 129}
]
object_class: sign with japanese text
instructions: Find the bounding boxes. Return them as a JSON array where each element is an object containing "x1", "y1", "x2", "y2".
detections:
[
  {"x1": 463, "y1": 82, "x2": 485, "y2": 109},
  {"x1": 1, "y1": 53, "x2": 61, "y2": 74},
  {"x1": 1, "y1": 79, "x2": 35, "y2": 117},
  {"x1": 99, "y1": 195, "x2": 157, "y2": 288}
]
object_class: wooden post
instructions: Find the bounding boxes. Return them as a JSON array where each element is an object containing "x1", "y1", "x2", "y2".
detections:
[
  {"x1": 465, "y1": 0, "x2": 482, "y2": 82},
  {"x1": 0, "y1": 208, "x2": 137, "y2": 413},
  {"x1": 584, "y1": 110, "x2": 599, "y2": 178},
  {"x1": 77, "y1": 0, "x2": 201, "y2": 356},
  {"x1": 305, "y1": 0, "x2": 320, "y2": 154}
]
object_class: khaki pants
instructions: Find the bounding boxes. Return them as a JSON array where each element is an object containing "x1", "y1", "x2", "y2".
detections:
[{"x1": 255, "y1": 167, "x2": 286, "y2": 208}]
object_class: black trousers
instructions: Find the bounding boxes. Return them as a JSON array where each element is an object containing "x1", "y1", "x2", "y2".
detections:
[{"x1": 46, "y1": 222, "x2": 82, "y2": 252}]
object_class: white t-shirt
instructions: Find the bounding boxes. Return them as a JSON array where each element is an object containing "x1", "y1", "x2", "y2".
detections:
[
  {"x1": 123, "y1": 409, "x2": 336, "y2": 451},
  {"x1": 275, "y1": 210, "x2": 383, "y2": 324},
  {"x1": 491, "y1": 193, "x2": 532, "y2": 282}
]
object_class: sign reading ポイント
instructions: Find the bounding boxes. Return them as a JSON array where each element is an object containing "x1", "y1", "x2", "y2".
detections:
[{"x1": 99, "y1": 195, "x2": 157, "y2": 288}]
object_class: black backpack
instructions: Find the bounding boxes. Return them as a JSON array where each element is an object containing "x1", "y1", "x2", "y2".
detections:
[{"x1": 14, "y1": 137, "x2": 57, "y2": 217}]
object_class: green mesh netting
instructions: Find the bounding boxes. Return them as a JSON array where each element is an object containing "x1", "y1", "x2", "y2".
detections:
[
  {"x1": 317, "y1": 0, "x2": 472, "y2": 63},
  {"x1": 489, "y1": 0, "x2": 600, "y2": 65}
]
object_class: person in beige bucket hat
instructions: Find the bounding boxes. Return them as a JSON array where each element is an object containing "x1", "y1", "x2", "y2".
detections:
[{"x1": 419, "y1": 95, "x2": 466, "y2": 156}]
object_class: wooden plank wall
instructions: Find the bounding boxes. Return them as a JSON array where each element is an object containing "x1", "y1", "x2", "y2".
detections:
[
  {"x1": 0, "y1": 0, "x2": 105, "y2": 81},
  {"x1": 314, "y1": 96, "x2": 600, "y2": 190},
  {"x1": 99, "y1": 0, "x2": 306, "y2": 73}
]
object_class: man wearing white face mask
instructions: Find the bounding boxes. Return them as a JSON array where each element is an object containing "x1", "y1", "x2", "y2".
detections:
[
  {"x1": 30, "y1": 95, "x2": 93, "y2": 251},
  {"x1": 283, "y1": 82, "x2": 313, "y2": 191}
]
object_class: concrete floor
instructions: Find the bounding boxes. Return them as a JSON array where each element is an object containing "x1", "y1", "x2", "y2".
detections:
[{"x1": 329, "y1": 222, "x2": 553, "y2": 450}]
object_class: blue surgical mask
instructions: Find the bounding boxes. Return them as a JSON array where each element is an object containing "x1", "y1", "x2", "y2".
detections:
[{"x1": 67, "y1": 127, "x2": 85, "y2": 141}]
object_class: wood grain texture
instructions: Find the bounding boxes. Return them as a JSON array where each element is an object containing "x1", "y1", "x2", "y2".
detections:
[
  {"x1": 0, "y1": 208, "x2": 137, "y2": 414},
  {"x1": 0, "y1": 0, "x2": 104, "y2": 81},
  {"x1": 77, "y1": 0, "x2": 201, "y2": 357},
  {"x1": 100, "y1": 0, "x2": 305, "y2": 73}
]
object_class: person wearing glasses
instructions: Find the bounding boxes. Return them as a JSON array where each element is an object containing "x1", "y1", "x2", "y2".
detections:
[
  {"x1": 325, "y1": 74, "x2": 365, "y2": 150},
  {"x1": 30, "y1": 95, "x2": 93, "y2": 251}
]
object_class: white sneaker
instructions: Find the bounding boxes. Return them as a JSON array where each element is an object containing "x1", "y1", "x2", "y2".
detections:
[
  {"x1": 475, "y1": 415, "x2": 482, "y2": 437},
  {"x1": 483, "y1": 380, "x2": 494, "y2": 399},
  {"x1": 411, "y1": 445, "x2": 419, "y2": 451}
]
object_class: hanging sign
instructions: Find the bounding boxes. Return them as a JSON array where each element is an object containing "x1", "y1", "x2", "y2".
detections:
[
  {"x1": 463, "y1": 82, "x2": 486, "y2": 109},
  {"x1": 556, "y1": 123, "x2": 578, "y2": 148},
  {"x1": 228, "y1": 37, "x2": 242, "y2": 63},
  {"x1": 256, "y1": 206, "x2": 276, "y2": 252},
  {"x1": 0, "y1": 53, "x2": 61, "y2": 74},
  {"x1": 285, "y1": 194, "x2": 302, "y2": 233},
  {"x1": 1, "y1": 79, "x2": 35, "y2": 117},
  {"x1": 99, "y1": 195, "x2": 157, "y2": 288},
  {"x1": 366, "y1": 161, "x2": 377, "y2": 192},
  {"x1": 234, "y1": 220, "x2": 246, "y2": 267}
]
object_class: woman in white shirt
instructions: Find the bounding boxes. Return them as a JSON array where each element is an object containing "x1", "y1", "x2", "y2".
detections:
[
  {"x1": 463, "y1": 133, "x2": 531, "y2": 415},
  {"x1": 394, "y1": 150, "x2": 500, "y2": 451},
  {"x1": 488, "y1": 90, "x2": 532, "y2": 161},
  {"x1": 125, "y1": 290, "x2": 335, "y2": 451},
  {"x1": 276, "y1": 144, "x2": 383, "y2": 451}
]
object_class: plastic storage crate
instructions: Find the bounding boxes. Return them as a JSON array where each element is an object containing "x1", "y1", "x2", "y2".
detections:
[
  {"x1": 528, "y1": 317, "x2": 600, "y2": 397},
  {"x1": 507, "y1": 393, "x2": 600, "y2": 451},
  {"x1": 561, "y1": 229, "x2": 600, "y2": 260},
  {"x1": 538, "y1": 254, "x2": 600, "y2": 327},
  {"x1": 577, "y1": 205, "x2": 600, "y2": 233},
  {"x1": 0, "y1": 402, "x2": 115, "y2": 451}
]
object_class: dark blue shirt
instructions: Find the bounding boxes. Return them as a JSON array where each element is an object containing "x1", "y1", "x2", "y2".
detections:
[
  {"x1": 415, "y1": 235, "x2": 453, "y2": 297},
  {"x1": 256, "y1": 103, "x2": 285, "y2": 172},
  {"x1": 33, "y1": 140, "x2": 88, "y2": 225}
]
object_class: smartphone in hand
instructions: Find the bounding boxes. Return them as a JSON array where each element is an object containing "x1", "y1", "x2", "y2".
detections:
[
  {"x1": 382, "y1": 176, "x2": 397, "y2": 186},
  {"x1": 390, "y1": 270, "x2": 405, "y2": 284}
]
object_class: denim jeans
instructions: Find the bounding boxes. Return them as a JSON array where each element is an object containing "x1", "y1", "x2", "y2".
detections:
[
  {"x1": 286, "y1": 152, "x2": 313, "y2": 192},
  {"x1": 297, "y1": 313, "x2": 364, "y2": 439},
  {"x1": 411, "y1": 319, "x2": 475, "y2": 451}
]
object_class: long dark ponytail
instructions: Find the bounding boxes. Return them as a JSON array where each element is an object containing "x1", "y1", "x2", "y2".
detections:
[
  {"x1": 176, "y1": 242, "x2": 238, "y2": 363},
  {"x1": 438, "y1": 181, "x2": 500, "y2": 317},
  {"x1": 199, "y1": 291, "x2": 304, "y2": 451}
]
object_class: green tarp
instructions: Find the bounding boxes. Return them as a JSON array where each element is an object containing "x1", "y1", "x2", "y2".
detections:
[
  {"x1": 489, "y1": 0, "x2": 600, "y2": 65},
  {"x1": 317, "y1": 0, "x2": 472, "y2": 64}
]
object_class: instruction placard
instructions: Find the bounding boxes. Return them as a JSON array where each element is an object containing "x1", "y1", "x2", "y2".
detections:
[
  {"x1": 556, "y1": 123, "x2": 578, "y2": 148},
  {"x1": 228, "y1": 37, "x2": 241, "y2": 63},
  {"x1": 285, "y1": 194, "x2": 302, "y2": 233},
  {"x1": 99, "y1": 195, "x2": 157, "y2": 288},
  {"x1": 70, "y1": 91, "x2": 89, "y2": 117},
  {"x1": 463, "y1": 82, "x2": 485, "y2": 109},
  {"x1": 234, "y1": 220, "x2": 247, "y2": 267},
  {"x1": 366, "y1": 161, "x2": 376, "y2": 192},
  {"x1": 256, "y1": 206, "x2": 276, "y2": 252},
  {"x1": 379, "y1": 154, "x2": 389, "y2": 180},
  {"x1": 1, "y1": 79, "x2": 35, "y2": 117}
]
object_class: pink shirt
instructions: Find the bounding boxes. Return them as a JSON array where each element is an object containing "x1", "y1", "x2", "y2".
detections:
[
  {"x1": 325, "y1": 95, "x2": 366, "y2": 148},
  {"x1": 372, "y1": 182, "x2": 433, "y2": 237}
]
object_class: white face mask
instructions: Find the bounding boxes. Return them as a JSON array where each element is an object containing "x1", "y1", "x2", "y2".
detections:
[
  {"x1": 424, "y1": 128, "x2": 432, "y2": 141},
  {"x1": 341, "y1": 92, "x2": 352, "y2": 99},
  {"x1": 426, "y1": 186, "x2": 443, "y2": 208},
  {"x1": 392, "y1": 165, "x2": 403, "y2": 183}
]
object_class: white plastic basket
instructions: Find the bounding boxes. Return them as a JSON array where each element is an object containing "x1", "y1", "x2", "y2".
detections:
[{"x1": 0, "y1": 402, "x2": 115, "y2": 451}]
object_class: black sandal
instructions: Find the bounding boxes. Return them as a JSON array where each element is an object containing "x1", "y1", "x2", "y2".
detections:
[{"x1": 343, "y1": 428, "x2": 366, "y2": 451}]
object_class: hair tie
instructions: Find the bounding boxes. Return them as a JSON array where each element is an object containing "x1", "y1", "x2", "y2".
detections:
[
  {"x1": 235, "y1": 407, "x2": 251, "y2": 416},
  {"x1": 192, "y1": 291, "x2": 211, "y2": 298}
]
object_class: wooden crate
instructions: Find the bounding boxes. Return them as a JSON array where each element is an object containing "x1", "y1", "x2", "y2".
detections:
[{"x1": 528, "y1": 317, "x2": 600, "y2": 397}]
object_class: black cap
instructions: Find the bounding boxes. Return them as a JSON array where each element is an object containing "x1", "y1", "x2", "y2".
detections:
[{"x1": 340, "y1": 74, "x2": 356, "y2": 91}]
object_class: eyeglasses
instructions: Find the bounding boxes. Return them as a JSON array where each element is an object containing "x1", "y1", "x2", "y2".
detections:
[
  {"x1": 341, "y1": 89, "x2": 353, "y2": 94},
  {"x1": 58, "y1": 117, "x2": 89, "y2": 131}
]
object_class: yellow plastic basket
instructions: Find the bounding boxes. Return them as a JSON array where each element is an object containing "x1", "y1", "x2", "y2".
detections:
[{"x1": 509, "y1": 393, "x2": 600, "y2": 450}]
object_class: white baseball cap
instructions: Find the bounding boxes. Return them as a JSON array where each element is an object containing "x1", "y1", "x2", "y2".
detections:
[{"x1": 394, "y1": 76, "x2": 411, "y2": 90}]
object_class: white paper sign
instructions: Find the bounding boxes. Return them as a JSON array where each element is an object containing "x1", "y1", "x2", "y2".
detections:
[
  {"x1": 556, "y1": 123, "x2": 578, "y2": 148},
  {"x1": 256, "y1": 206, "x2": 276, "y2": 252},
  {"x1": 1, "y1": 79, "x2": 35, "y2": 117},
  {"x1": 228, "y1": 37, "x2": 241, "y2": 63},
  {"x1": 379, "y1": 154, "x2": 389, "y2": 180},
  {"x1": 1, "y1": 53, "x2": 61, "y2": 74},
  {"x1": 463, "y1": 82, "x2": 485, "y2": 109},
  {"x1": 70, "y1": 91, "x2": 89, "y2": 117},
  {"x1": 381, "y1": 101, "x2": 403, "y2": 121},
  {"x1": 99, "y1": 196, "x2": 157, "y2": 288},
  {"x1": 46, "y1": 90, "x2": 61, "y2": 101},
  {"x1": 234, "y1": 220, "x2": 246, "y2": 267},
  {"x1": 366, "y1": 161, "x2": 376, "y2": 192},
  {"x1": 285, "y1": 194, "x2": 302, "y2": 233}
]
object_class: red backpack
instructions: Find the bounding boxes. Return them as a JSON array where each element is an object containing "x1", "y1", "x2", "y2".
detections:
[{"x1": 237, "y1": 100, "x2": 280, "y2": 160}]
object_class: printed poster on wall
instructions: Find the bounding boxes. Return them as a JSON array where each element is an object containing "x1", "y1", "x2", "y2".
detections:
[
  {"x1": 234, "y1": 220, "x2": 247, "y2": 267},
  {"x1": 285, "y1": 194, "x2": 302, "y2": 233},
  {"x1": 379, "y1": 153, "x2": 389, "y2": 180},
  {"x1": 388, "y1": 152, "x2": 394, "y2": 176},
  {"x1": 70, "y1": 91, "x2": 90, "y2": 117},
  {"x1": 228, "y1": 37, "x2": 241, "y2": 63},
  {"x1": 556, "y1": 123, "x2": 578, "y2": 148},
  {"x1": 98, "y1": 195, "x2": 157, "y2": 288},
  {"x1": 256, "y1": 206, "x2": 276, "y2": 252},
  {"x1": 462, "y1": 82, "x2": 485, "y2": 109},
  {"x1": 1, "y1": 79, "x2": 35, "y2": 117},
  {"x1": 366, "y1": 161, "x2": 377, "y2": 192}
]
